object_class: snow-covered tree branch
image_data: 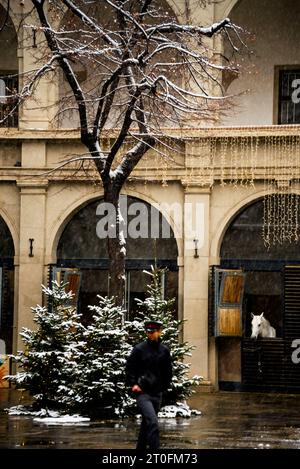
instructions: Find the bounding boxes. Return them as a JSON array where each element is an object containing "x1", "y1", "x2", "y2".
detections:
[{"x1": 2, "y1": 0, "x2": 244, "y2": 303}]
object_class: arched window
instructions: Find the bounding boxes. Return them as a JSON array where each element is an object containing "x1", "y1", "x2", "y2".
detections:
[
  {"x1": 0, "y1": 215, "x2": 15, "y2": 355},
  {"x1": 55, "y1": 196, "x2": 178, "y2": 321},
  {"x1": 217, "y1": 196, "x2": 300, "y2": 391}
]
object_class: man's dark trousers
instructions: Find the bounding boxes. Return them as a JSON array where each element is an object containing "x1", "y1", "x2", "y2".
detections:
[{"x1": 136, "y1": 393, "x2": 162, "y2": 451}]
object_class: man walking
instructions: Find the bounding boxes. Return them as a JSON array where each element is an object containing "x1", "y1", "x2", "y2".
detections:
[{"x1": 125, "y1": 320, "x2": 173, "y2": 452}]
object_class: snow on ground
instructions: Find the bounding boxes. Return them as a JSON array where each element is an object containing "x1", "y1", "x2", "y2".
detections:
[
  {"x1": 6, "y1": 406, "x2": 90, "y2": 425},
  {"x1": 159, "y1": 402, "x2": 202, "y2": 418},
  {"x1": 136, "y1": 401, "x2": 202, "y2": 419},
  {"x1": 7, "y1": 401, "x2": 201, "y2": 424},
  {"x1": 6, "y1": 405, "x2": 47, "y2": 417},
  {"x1": 34, "y1": 414, "x2": 90, "y2": 425}
]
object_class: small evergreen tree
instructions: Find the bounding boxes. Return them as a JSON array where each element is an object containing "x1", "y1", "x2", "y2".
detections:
[
  {"x1": 126, "y1": 266, "x2": 202, "y2": 405},
  {"x1": 7, "y1": 281, "x2": 84, "y2": 411},
  {"x1": 8, "y1": 273, "x2": 201, "y2": 417},
  {"x1": 58, "y1": 296, "x2": 134, "y2": 417},
  {"x1": 8, "y1": 284, "x2": 134, "y2": 417}
]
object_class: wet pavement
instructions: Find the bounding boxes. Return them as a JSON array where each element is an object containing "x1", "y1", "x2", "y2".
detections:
[{"x1": 1, "y1": 389, "x2": 300, "y2": 449}]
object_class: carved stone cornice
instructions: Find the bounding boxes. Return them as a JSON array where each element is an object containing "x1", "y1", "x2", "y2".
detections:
[
  {"x1": 181, "y1": 177, "x2": 213, "y2": 193},
  {"x1": 16, "y1": 179, "x2": 49, "y2": 194}
]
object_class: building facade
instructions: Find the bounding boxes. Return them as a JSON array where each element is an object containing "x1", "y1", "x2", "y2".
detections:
[{"x1": 1, "y1": 0, "x2": 300, "y2": 392}]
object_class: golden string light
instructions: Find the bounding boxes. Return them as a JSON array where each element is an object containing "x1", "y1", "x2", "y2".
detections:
[
  {"x1": 97, "y1": 131, "x2": 300, "y2": 247},
  {"x1": 176, "y1": 132, "x2": 300, "y2": 247}
]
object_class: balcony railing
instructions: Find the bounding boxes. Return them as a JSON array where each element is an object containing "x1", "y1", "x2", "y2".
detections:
[{"x1": 0, "y1": 75, "x2": 18, "y2": 128}]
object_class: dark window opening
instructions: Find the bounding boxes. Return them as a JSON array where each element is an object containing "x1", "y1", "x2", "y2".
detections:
[
  {"x1": 55, "y1": 196, "x2": 179, "y2": 321},
  {"x1": 243, "y1": 271, "x2": 282, "y2": 338},
  {"x1": 0, "y1": 216, "x2": 15, "y2": 355},
  {"x1": 0, "y1": 74, "x2": 18, "y2": 128},
  {"x1": 278, "y1": 68, "x2": 300, "y2": 125}
]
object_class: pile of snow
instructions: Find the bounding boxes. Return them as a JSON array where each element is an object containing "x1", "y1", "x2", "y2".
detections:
[
  {"x1": 7, "y1": 405, "x2": 47, "y2": 417},
  {"x1": 159, "y1": 402, "x2": 201, "y2": 418},
  {"x1": 6, "y1": 406, "x2": 90, "y2": 425},
  {"x1": 34, "y1": 414, "x2": 90, "y2": 425},
  {"x1": 136, "y1": 401, "x2": 202, "y2": 419}
]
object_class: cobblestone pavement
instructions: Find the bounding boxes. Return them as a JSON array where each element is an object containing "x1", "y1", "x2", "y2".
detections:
[{"x1": 1, "y1": 389, "x2": 300, "y2": 449}]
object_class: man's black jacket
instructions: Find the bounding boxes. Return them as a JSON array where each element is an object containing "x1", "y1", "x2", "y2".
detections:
[{"x1": 125, "y1": 339, "x2": 173, "y2": 395}]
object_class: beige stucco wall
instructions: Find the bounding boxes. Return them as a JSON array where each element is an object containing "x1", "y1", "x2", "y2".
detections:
[
  {"x1": 1, "y1": 128, "x2": 300, "y2": 383},
  {"x1": 221, "y1": 0, "x2": 300, "y2": 126},
  {"x1": 7, "y1": 0, "x2": 300, "y2": 129},
  {"x1": 0, "y1": 182, "x2": 20, "y2": 253}
]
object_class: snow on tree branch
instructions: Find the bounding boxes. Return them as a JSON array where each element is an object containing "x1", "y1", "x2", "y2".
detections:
[{"x1": 0, "y1": 0, "x2": 246, "y2": 301}]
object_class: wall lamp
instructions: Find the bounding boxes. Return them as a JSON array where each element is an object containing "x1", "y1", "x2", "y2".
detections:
[
  {"x1": 193, "y1": 238, "x2": 199, "y2": 258},
  {"x1": 29, "y1": 238, "x2": 34, "y2": 257},
  {"x1": 32, "y1": 29, "x2": 37, "y2": 48}
]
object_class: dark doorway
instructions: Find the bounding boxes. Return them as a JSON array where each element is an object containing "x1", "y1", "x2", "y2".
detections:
[
  {"x1": 0, "y1": 216, "x2": 15, "y2": 355},
  {"x1": 217, "y1": 197, "x2": 300, "y2": 391}
]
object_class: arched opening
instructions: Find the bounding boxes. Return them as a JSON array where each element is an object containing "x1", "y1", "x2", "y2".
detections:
[
  {"x1": 211, "y1": 196, "x2": 300, "y2": 392},
  {"x1": 54, "y1": 196, "x2": 178, "y2": 322},
  {"x1": 0, "y1": 4, "x2": 18, "y2": 128},
  {"x1": 0, "y1": 215, "x2": 15, "y2": 356}
]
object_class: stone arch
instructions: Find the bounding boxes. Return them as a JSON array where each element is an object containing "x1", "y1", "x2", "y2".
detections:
[
  {"x1": 212, "y1": 187, "x2": 300, "y2": 262},
  {"x1": 216, "y1": 0, "x2": 241, "y2": 19},
  {"x1": 0, "y1": 210, "x2": 16, "y2": 355},
  {"x1": 0, "y1": 1, "x2": 19, "y2": 35},
  {"x1": 58, "y1": 0, "x2": 179, "y2": 30},
  {"x1": 50, "y1": 191, "x2": 179, "y2": 320},
  {"x1": 0, "y1": 2, "x2": 18, "y2": 71},
  {"x1": 48, "y1": 188, "x2": 181, "y2": 262},
  {"x1": 0, "y1": 207, "x2": 18, "y2": 258},
  {"x1": 47, "y1": 189, "x2": 104, "y2": 262},
  {"x1": 124, "y1": 188, "x2": 183, "y2": 259},
  {"x1": 210, "y1": 189, "x2": 268, "y2": 261},
  {"x1": 215, "y1": 188, "x2": 300, "y2": 392},
  {"x1": 0, "y1": 212, "x2": 15, "y2": 258}
]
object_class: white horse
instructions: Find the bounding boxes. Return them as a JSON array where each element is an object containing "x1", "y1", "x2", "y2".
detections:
[{"x1": 251, "y1": 312, "x2": 276, "y2": 339}]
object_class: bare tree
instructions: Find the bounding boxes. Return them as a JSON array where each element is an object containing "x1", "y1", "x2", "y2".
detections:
[{"x1": 3, "y1": 0, "x2": 243, "y2": 304}]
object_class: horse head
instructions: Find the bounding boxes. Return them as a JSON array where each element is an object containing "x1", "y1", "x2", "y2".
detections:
[{"x1": 251, "y1": 312, "x2": 265, "y2": 339}]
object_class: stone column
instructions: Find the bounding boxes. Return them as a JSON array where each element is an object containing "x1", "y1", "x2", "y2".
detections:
[
  {"x1": 16, "y1": 173, "x2": 48, "y2": 350},
  {"x1": 182, "y1": 178, "x2": 212, "y2": 381}
]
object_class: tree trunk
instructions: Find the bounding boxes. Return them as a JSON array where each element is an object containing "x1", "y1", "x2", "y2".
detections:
[{"x1": 104, "y1": 185, "x2": 126, "y2": 306}]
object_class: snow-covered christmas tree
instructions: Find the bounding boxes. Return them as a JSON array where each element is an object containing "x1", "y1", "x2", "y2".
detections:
[
  {"x1": 7, "y1": 281, "x2": 84, "y2": 411},
  {"x1": 7, "y1": 283, "x2": 133, "y2": 417},
  {"x1": 7, "y1": 273, "x2": 201, "y2": 419},
  {"x1": 125, "y1": 266, "x2": 202, "y2": 405},
  {"x1": 57, "y1": 296, "x2": 133, "y2": 417}
]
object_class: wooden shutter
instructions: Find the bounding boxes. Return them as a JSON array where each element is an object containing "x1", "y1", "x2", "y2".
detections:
[{"x1": 212, "y1": 268, "x2": 245, "y2": 337}]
